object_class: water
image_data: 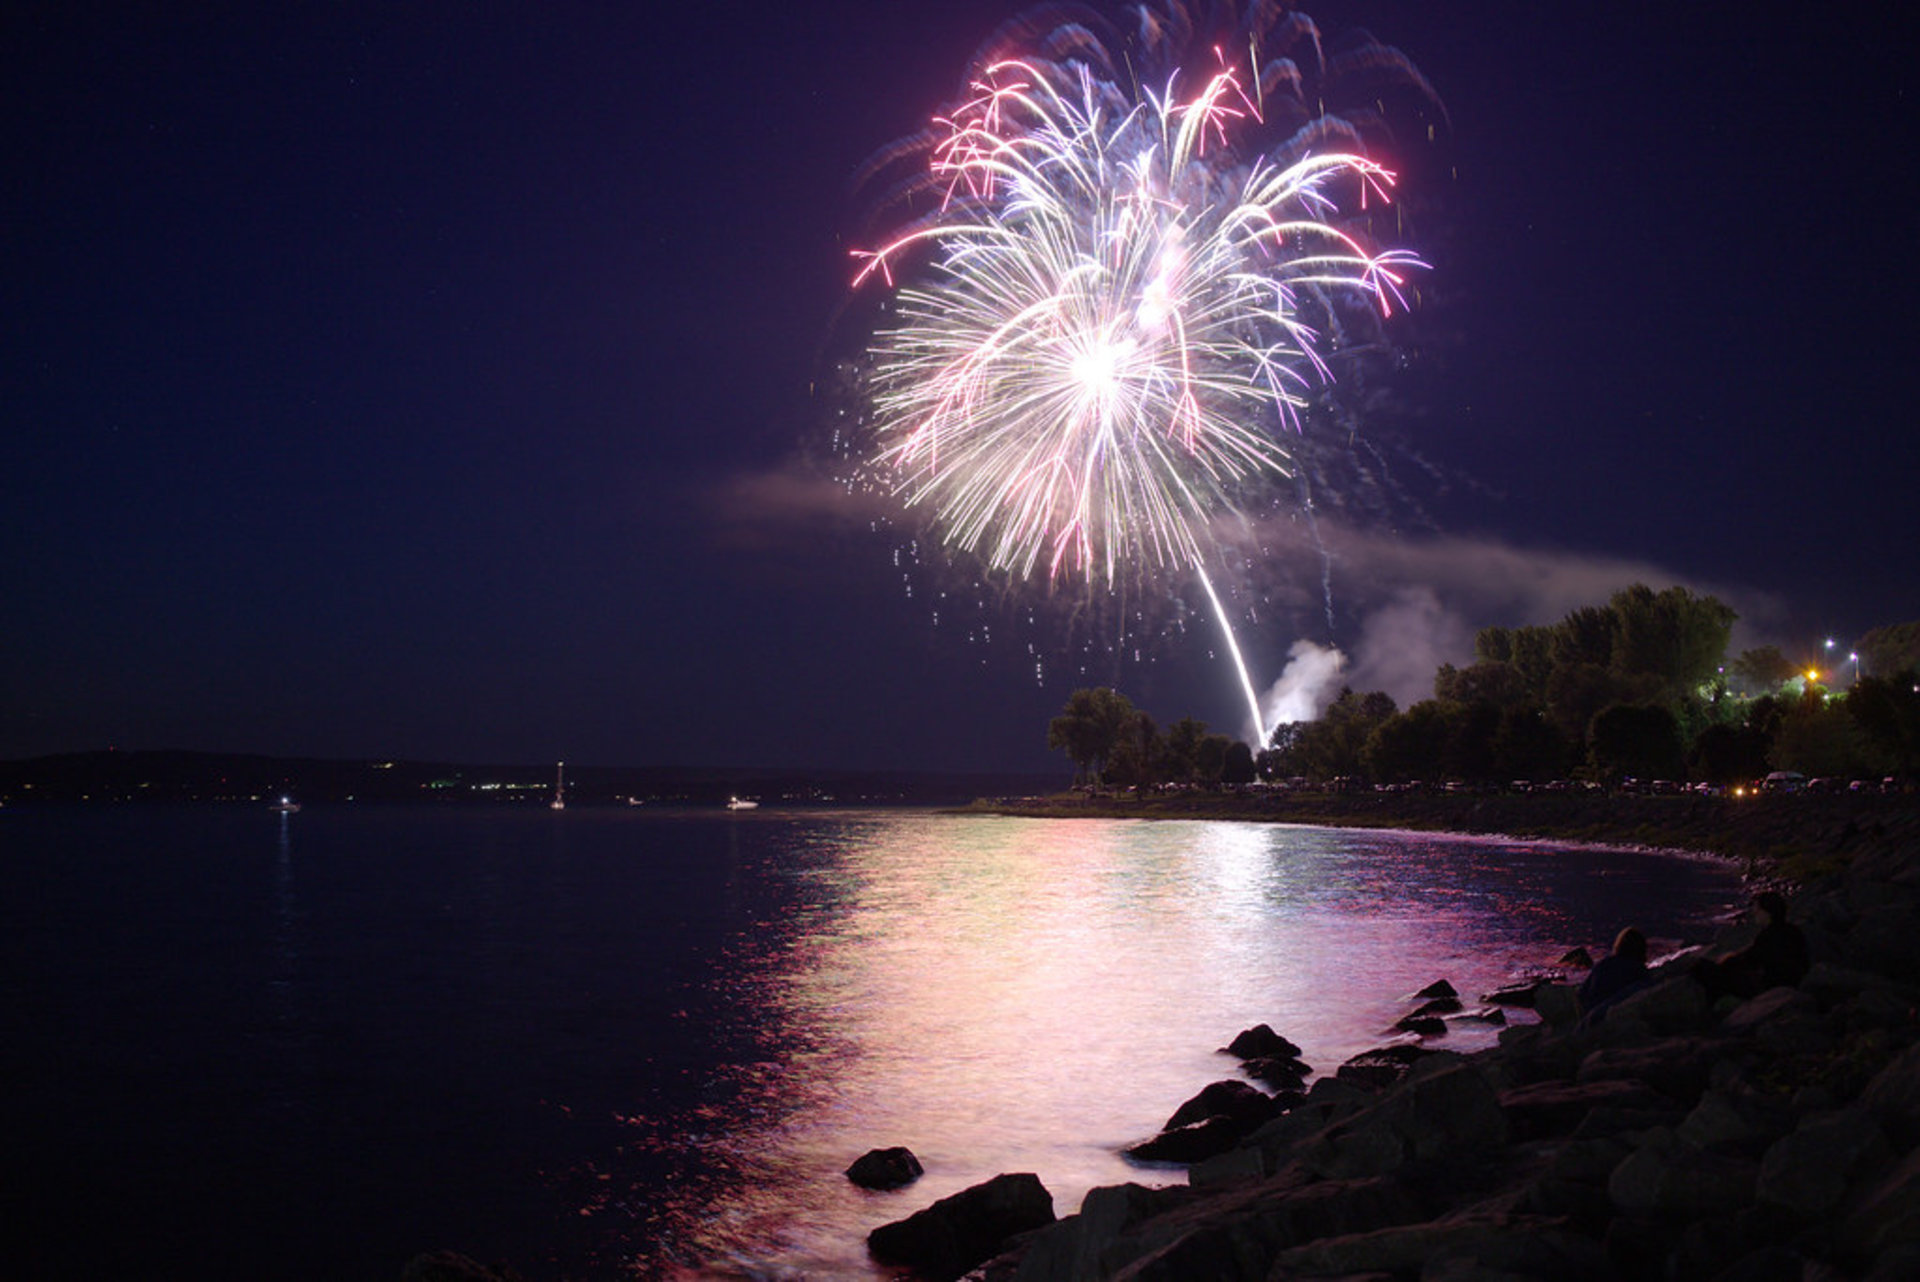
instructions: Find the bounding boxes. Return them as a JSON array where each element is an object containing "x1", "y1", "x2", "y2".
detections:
[{"x1": 1, "y1": 804, "x2": 1744, "y2": 1279}]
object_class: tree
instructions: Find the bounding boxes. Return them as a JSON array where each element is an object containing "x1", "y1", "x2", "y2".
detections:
[
  {"x1": 1196, "y1": 733, "x2": 1233, "y2": 787},
  {"x1": 1588, "y1": 703, "x2": 1685, "y2": 782},
  {"x1": 1845, "y1": 671, "x2": 1920, "y2": 778},
  {"x1": 1491, "y1": 706, "x2": 1573, "y2": 782},
  {"x1": 1221, "y1": 740, "x2": 1257, "y2": 786},
  {"x1": 1270, "y1": 688, "x2": 1398, "y2": 782},
  {"x1": 1608, "y1": 584, "x2": 1737, "y2": 704},
  {"x1": 1161, "y1": 717, "x2": 1211, "y2": 785},
  {"x1": 1047, "y1": 687, "x2": 1138, "y2": 783},
  {"x1": 1434, "y1": 660, "x2": 1528, "y2": 710},
  {"x1": 1770, "y1": 693, "x2": 1868, "y2": 778},
  {"x1": 1728, "y1": 646, "x2": 1797, "y2": 697},
  {"x1": 1689, "y1": 721, "x2": 1771, "y2": 785},
  {"x1": 1859, "y1": 623, "x2": 1920, "y2": 680},
  {"x1": 1102, "y1": 709, "x2": 1163, "y2": 789},
  {"x1": 1362, "y1": 701, "x2": 1454, "y2": 784}
]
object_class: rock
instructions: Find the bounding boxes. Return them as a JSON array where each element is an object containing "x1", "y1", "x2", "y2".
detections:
[
  {"x1": 1416, "y1": 978, "x2": 1458, "y2": 999},
  {"x1": 1242, "y1": 1055, "x2": 1311, "y2": 1088},
  {"x1": 868, "y1": 1172, "x2": 1055, "y2": 1281},
  {"x1": 1533, "y1": 981, "x2": 1582, "y2": 1030},
  {"x1": 1861, "y1": 1041, "x2": 1920, "y2": 1149},
  {"x1": 1576, "y1": 1036, "x2": 1721, "y2": 1106},
  {"x1": 1224, "y1": 1024, "x2": 1301, "y2": 1060},
  {"x1": 1606, "y1": 1127, "x2": 1758, "y2": 1219},
  {"x1": 1486, "y1": 979, "x2": 1545, "y2": 1007},
  {"x1": 1336, "y1": 1042, "x2": 1433, "y2": 1090},
  {"x1": 1299, "y1": 1057, "x2": 1510, "y2": 1180},
  {"x1": 1841, "y1": 1145, "x2": 1920, "y2": 1260},
  {"x1": 1002, "y1": 1182, "x2": 1193, "y2": 1282},
  {"x1": 1392, "y1": 1014, "x2": 1447, "y2": 1036},
  {"x1": 846, "y1": 1145, "x2": 924, "y2": 1190},
  {"x1": 1454, "y1": 1005, "x2": 1507, "y2": 1025},
  {"x1": 1757, "y1": 1107, "x2": 1891, "y2": 1217},
  {"x1": 1603, "y1": 971, "x2": 1712, "y2": 1036},
  {"x1": 1500, "y1": 1078, "x2": 1674, "y2": 1142},
  {"x1": 401, "y1": 1252, "x2": 522, "y2": 1282},
  {"x1": 1162, "y1": 1079, "x2": 1276, "y2": 1132},
  {"x1": 1126, "y1": 1114, "x2": 1254, "y2": 1165},
  {"x1": 1677, "y1": 1087, "x2": 1785, "y2": 1154},
  {"x1": 1408, "y1": 994, "x2": 1464, "y2": 1017},
  {"x1": 1560, "y1": 946, "x2": 1595, "y2": 969},
  {"x1": 1271, "y1": 1209, "x2": 1597, "y2": 1278}
]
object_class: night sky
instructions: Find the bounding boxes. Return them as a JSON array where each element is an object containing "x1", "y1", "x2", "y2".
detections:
[{"x1": 7, "y1": 2, "x2": 1915, "y2": 774}]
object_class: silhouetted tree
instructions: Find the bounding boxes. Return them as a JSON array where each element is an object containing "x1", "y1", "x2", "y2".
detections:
[
  {"x1": 1728, "y1": 646, "x2": 1797, "y2": 697},
  {"x1": 1048, "y1": 687, "x2": 1138, "y2": 783},
  {"x1": 1588, "y1": 703, "x2": 1685, "y2": 782},
  {"x1": 1846, "y1": 671, "x2": 1920, "y2": 777},
  {"x1": 1859, "y1": 624, "x2": 1920, "y2": 680},
  {"x1": 1221, "y1": 740, "x2": 1257, "y2": 786},
  {"x1": 1271, "y1": 688, "x2": 1397, "y2": 781}
]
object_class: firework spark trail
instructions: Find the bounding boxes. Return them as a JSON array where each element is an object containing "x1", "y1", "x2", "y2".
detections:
[{"x1": 853, "y1": 8, "x2": 1427, "y2": 743}]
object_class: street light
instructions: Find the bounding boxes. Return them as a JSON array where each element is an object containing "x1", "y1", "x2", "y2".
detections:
[{"x1": 1850, "y1": 652, "x2": 1860, "y2": 685}]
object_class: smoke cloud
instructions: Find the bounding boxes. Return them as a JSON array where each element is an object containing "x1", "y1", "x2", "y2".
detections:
[{"x1": 1256, "y1": 640, "x2": 1348, "y2": 740}]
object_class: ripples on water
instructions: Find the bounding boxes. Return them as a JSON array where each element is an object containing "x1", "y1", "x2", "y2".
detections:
[
  {"x1": 618, "y1": 812, "x2": 1739, "y2": 1279},
  {"x1": 1, "y1": 806, "x2": 1742, "y2": 1280}
]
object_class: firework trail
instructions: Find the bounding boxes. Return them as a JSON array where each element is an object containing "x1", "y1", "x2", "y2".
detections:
[{"x1": 851, "y1": 1, "x2": 1437, "y2": 744}]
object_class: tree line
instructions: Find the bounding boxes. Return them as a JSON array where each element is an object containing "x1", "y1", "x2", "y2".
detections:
[{"x1": 1048, "y1": 584, "x2": 1920, "y2": 790}]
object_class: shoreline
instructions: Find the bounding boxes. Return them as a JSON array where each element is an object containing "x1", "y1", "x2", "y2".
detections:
[
  {"x1": 958, "y1": 789, "x2": 1913, "y2": 885},
  {"x1": 881, "y1": 792, "x2": 1920, "y2": 1281}
]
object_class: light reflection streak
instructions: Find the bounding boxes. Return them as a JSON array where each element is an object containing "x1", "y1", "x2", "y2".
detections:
[{"x1": 639, "y1": 814, "x2": 1741, "y2": 1278}]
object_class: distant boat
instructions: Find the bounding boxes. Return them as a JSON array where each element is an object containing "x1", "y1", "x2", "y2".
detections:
[
  {"x1": 551, "y1": 761, "x2": 566, "y2": 811},
  {"x1": 725, "y1": 796, "x2": 758, "y2": 811},
  {"x1": 271, "y1": 795, "x2": 301, "y2": 813}
]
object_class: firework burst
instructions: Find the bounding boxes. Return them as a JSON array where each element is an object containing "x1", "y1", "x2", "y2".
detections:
[{"x1": 847, "y1": 2, "x2": 1439, "y2": 740}]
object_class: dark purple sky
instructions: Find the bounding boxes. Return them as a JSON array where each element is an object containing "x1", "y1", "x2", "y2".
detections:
[{"x1": 6, "y1": 2, "x2": 1914, "y2": 773}]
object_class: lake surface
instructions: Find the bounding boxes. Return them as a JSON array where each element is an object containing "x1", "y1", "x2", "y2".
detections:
[{"x1": 1, "y1": 805, "x2": 1745, "y2": 1279}]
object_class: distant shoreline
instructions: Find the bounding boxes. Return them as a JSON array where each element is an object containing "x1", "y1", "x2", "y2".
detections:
[{"x1": 960, "y1": 789, "x2": 1915, "y2": 883}]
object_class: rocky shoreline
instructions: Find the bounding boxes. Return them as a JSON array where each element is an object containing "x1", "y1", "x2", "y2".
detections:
[{"x1": 851, "y1": 795, "x2": 1920, "y2": 1280}]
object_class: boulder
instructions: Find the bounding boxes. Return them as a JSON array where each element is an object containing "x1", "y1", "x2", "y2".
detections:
[
  {"x1": 1576, "y1": 1036, "x2": 1721, "y2": 1106},
  {"x1": 1224, "y1": 1024, "x2": 1302, "y2": 1060},
  {"x1": 1559, "y1": 946, "x2": 1595, "y2": 969},
  {"x1": 1606, "y1": 1127, "x2": 1758, "y2": 1219},
  {"x1": 1841, "y1": 1145, "x2": 1920, "y2": 1261},
  {"x1": 1861, "y1": 1041, "x2": 1920, "y2": 1149},
  {"x1": 1604, "y1": 971, "x2": 1712, "y2": 1036},
  {"x1": 1162, "y1": 1079, "x2": 1276, "y2": 1132},
  {"x1": 1757, "y1": 1108, "x2": 1891, "y2": 1217},
  {"x1": 1677, "y1": 1087, "x2": 1785, "y2": 1154},
  {"x1": 1454, "y1": 1005, "x2": 1507, "y2": 1025},
  {"x1": 1500, "y1": 1078, "x2": 1674, "y2": 1142},
  {"x1": 846, "y1": 1146, "x2": 924, "y2": 1190},
  {"x1": 1336, "y1": 1043, "x2": 1433, "y2": 1090},
  {"x1": 1271, "y1": 1209, "x2": 1596, "y2": 1278},
  {"x1": 867, "y1": 1172, "x2": 1055, "y2": 1281},
  {"x1": 1486, "y1": 979, "x2": 1546, "y2": 1007},
  {"x1": 1242, "y1": 1055, "x2": 1311, "y2": 1088},
  {"x1": 1299, "y1": 1057, "x2": 1510, "y2": 1180},
  {"x1": 1001, "y1": 1181, "x2": 1193, "y2": 1282},
  {"x1": 400, "y1": 1252, "x2": 521, "y2": 1282},
  {"x1": 1533, "y1": 981, "x2": 1582, "y2": 1030},
  {"x1": 1392, "y1": 1014, "x2": 1447, "y2": 1037},
  {"x1": 1415, "y1": 978, "x2": 1458, "y2": 998},
  {"x1": 1408, "y1": 995, "x2": 1464, "y2": 1018},
  {"x1": 1126, "y1": 1114, "x2": 1254, "y2": 1165}
]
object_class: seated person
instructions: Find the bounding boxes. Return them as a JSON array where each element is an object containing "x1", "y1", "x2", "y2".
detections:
[
  {"x1": 1699, "y1": 891, "x2": 1809, "y2": 999},
  {"x1": 1580, "y1": 926, "x2": 1650, "y2": 1020}
]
